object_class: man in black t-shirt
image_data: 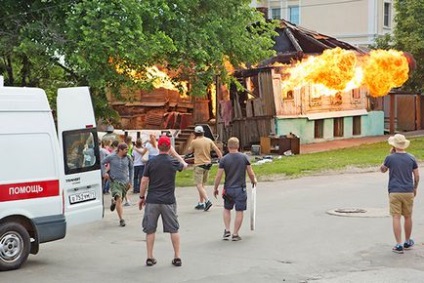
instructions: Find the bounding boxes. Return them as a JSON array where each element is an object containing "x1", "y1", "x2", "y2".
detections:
[{"x1": 138, "y1": 135, "x2": 187, "y2": 267}]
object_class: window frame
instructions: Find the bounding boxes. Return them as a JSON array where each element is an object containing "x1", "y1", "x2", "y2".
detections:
[
  {"x1": 333, "y1": 117, "x2": 344, "y2": 137},
  {"x1": 314, "y1": 119, "x2": 324, "y2": 139},
  {"x1": 383, "y1": 2, "x2": 391, "y2": 28},
  {"x1": 289, "y1": 5, "x2": 300, "y2": 25},
  {"x1": 352, "y1": 116, "x2": 361, "y2": 136},
  {"x1": 62, "y1": 128, "x2": 100, "y2": 175},
  {"x1": 271, "y1": 8, "x2": 281, "y2": 20}
]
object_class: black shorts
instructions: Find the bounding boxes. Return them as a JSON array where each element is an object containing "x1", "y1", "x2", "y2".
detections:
[{"x1": 223, "y1": 187, "x2": 247, "y2": 211}]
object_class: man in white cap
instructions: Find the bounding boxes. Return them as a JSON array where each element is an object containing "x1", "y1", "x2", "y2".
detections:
[
  {"x1": 189, "y1": 125, "x2": 222, "y2": 211},
  {"x1": 380, "y1": 134, "x2": 419, "y2": 254}
]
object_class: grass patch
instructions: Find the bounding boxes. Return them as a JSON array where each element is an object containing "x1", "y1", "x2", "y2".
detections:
[{"x1": 175, "y1": 136, "x2": 424, "y2": 187}]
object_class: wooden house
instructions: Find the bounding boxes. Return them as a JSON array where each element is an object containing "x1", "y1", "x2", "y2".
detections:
[{"x1": 216, "y1": 20, "x2": 385, "y2": 152}]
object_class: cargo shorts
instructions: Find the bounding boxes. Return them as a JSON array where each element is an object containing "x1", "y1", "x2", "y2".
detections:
[
  {"x1": 389, "y1": 192, "x2": 414, "y2": 216},
  {"x1": 194, "y1": 166, "x2": 209, "y2": 185},
  {"x1": 110, "y1": 181, "x2": 128, "y2": 200},
  {"x1": 142, "y1": 203, "x2": 179, "y2": 234}
]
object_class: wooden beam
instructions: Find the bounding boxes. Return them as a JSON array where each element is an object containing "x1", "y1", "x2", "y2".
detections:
[
  {"x1": 416, "y1": 94, "x2": 421, "y2": 130},
  {"x1": 389, "y1": 93, "x2": 395, "y2": 134}
]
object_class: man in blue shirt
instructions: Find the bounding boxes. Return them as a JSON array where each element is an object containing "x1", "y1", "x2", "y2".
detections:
[
  {"x1": 213, "y1": 137, "x2": 257, "y2": 241},
  {"x1": 381, "y1": 134, "x2": 419, "y2": 254},
  {"x1": 101, "y1": 143, "x2": 134, "y2": 227}
]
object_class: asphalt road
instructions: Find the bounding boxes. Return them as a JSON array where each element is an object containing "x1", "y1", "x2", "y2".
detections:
[{"x1": 3, "y1": 168, "x2": 424, "y2": 283}]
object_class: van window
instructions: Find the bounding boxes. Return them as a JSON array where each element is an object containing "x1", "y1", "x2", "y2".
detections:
[
  {"x1": 63, "y1": 129, "x2": 100, "y2": 175},
  {"x1": 0, "y1": 133, "x2": 57, "y2": 180}
]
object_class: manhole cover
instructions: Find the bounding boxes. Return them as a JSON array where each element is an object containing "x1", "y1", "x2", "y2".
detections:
[
  {"x1": 326, "y1": 207, "x2": 389, "y2": 218},
  {"x1": 334, "y1": 208, "x2": 367, "y2": 214}
]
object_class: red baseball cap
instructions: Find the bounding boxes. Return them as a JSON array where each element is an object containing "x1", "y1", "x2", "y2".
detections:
[{"x1": 158, "y1": 136, "x2": 171, "y2": 147}]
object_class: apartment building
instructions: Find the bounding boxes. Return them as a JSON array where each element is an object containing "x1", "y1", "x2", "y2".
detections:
[{"x1": 252, "y1": 0, "x2": 395, "y2": 47}]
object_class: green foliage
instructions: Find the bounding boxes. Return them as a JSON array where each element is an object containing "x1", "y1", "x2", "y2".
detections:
[
  {"x1": 0, "y1": 0, "x2": 277, "y2": 119},
  {"x1": 175, "y1": 137, "x2": 424, "y2": 187},
  {"x1": 371, "y1": 33, "x2": 394, "y2": 50},
  {"x1": 392, "y1": 0, "x2": 424, "y2": 93}
]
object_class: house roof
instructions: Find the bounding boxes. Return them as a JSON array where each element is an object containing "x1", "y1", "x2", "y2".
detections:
[{"x1": 259, "y1": 19, "x2": 365, "y2": 66}]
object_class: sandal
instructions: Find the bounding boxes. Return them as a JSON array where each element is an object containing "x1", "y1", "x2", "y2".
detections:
[
  {"x1": 172, "y1": 258, "x2": 182, "y2": 267},
  {"x1": 146, "y1": 258, "x2": 157, "y2": 266}
]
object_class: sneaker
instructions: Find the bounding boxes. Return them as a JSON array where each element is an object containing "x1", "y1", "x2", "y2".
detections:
[
  {"x1": 204, "y1": 200, "x2": 213, "y2": 211},
  {"x1": 232, "y1": 234, "x2": 242, "y2": 241},
  {"x1": 194, "y1": 203, "x2": 205, "y2": 210},
  {"x1": 123, "y1": 202, "x2": 131, "y2": 207},
  {"x1": 392, "y1": 244, "x2": 404, "y2": 254},
  {"x1": 119, "y1": 219, "x2": 126, "y2": 227},
  {"x1": 404, "y1": 239, "x2": 415, "y2": 249},
  {"x1": 222, "y1": 230, "x2": 231, "y2": 240},
  {"x1": 110, "y1": 199, "x2": 116, "y2": 212}
]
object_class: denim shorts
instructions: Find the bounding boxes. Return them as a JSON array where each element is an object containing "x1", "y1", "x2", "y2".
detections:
[
  {"x1": 223, "y1": 186, "x2": 247, "y2": 211},
  {"x1": 142, "y1": 203, "x2": 179, "y2": 234}
]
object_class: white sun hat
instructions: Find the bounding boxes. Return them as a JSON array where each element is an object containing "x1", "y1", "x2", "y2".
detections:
[{"x1": 388, "y1": 134, "x2": 410, "y2": 149}]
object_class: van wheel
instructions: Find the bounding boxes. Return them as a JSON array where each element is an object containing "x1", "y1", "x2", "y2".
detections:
[{"x1": 0, "y1": 222, "x2": 31, "y2": 271}]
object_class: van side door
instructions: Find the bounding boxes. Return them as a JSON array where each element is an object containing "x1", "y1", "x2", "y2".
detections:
[{"x1": 56, "y1": 87, "x2": 103, "y2": 226}]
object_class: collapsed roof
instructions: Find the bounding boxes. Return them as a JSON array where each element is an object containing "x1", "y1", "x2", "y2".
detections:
[
  {"x1": 263, "y1": 19, "x2": 364, "y2": 65},
  {"x1": 235, "y1": 19, "x2": 364, "y2": 77}
]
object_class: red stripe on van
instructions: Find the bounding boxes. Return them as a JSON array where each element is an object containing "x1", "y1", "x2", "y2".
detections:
[{"x1": 0, "y1": 180, "x2": 59, "y2": 202}]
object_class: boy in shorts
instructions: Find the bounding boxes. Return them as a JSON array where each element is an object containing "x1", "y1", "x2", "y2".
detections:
[{"x1": 213, "y1": 137, "x2": 257, "y2": 241}]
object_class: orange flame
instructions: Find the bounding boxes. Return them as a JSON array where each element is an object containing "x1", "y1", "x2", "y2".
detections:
[
  {"x1": 110, "y1": 58, "x2": 188, "y2": 95},
  {"x1": 278, "y1": 47, "x2": 410, "y2": 98},
  {"x1": 362, "y1": 50, "x2": 409, "y2": 97}
]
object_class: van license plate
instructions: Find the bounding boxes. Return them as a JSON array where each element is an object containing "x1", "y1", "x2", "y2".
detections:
[{"x1": 69, "y1": 190, "x2": 96, "y2": 204}]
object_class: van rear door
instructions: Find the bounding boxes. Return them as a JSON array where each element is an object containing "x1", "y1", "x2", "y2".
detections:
[{"x1": 56, "y1": 87, "x2": 103, "y2": 227}]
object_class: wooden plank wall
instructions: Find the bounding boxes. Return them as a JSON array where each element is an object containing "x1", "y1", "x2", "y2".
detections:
[
  {"x1": 258, "y1": 71, "x2": 276, "y2": 116},
  {"x1": 218, "y1": 117, "x2": 273, "y2": 150},
  {"x1": 218, "y1": 70, "x2": 277, "y2": 149}
]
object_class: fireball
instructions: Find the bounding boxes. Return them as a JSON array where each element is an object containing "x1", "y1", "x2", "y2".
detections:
[
  {"x1": 362, "y1": 49, "x2": 409, "y2": 97},
  {"x1": 278, "y1": 47, "x2": 411, "y2": 98}
]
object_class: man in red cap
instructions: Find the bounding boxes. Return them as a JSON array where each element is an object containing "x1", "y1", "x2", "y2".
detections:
[{"x1": 138, "y1": 135, "x2": 188, "y2": 267}]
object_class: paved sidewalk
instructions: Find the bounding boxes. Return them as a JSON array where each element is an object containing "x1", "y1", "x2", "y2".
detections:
[
  {"x1": 6, "y1": 169, "x2": 424, "y2": 283},
  {"x1": 300, "y1": 130, "x2": 424, "y2": 154}
]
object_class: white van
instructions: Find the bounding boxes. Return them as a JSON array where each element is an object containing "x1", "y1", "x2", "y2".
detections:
[{"x1": 0, "y1": 85, "x2": 103, "y2": 271}]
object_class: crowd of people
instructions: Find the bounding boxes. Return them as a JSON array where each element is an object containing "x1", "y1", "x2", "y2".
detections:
[
  {"x1": 99, "y1": 126, "x2": 419, "y2": 266},
  {"x1": 98, "y1": 126, "x2": 257, "y2": 266}
]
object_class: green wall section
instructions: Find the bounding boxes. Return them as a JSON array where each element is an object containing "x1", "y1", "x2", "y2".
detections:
[{"x1": 275, "y1": 111, "x2": 384, "y2": 144}]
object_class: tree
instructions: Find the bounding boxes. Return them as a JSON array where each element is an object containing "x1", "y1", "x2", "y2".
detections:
[
  {"x1": 0, "y1": 0, "x2": 277, "y2": 119},
  {"x1": 0, "y1": 1, "x2": 88, "y2": 109},
  {"x1": 379, "y1": 0, "x2": 424, "y2": 93}
]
